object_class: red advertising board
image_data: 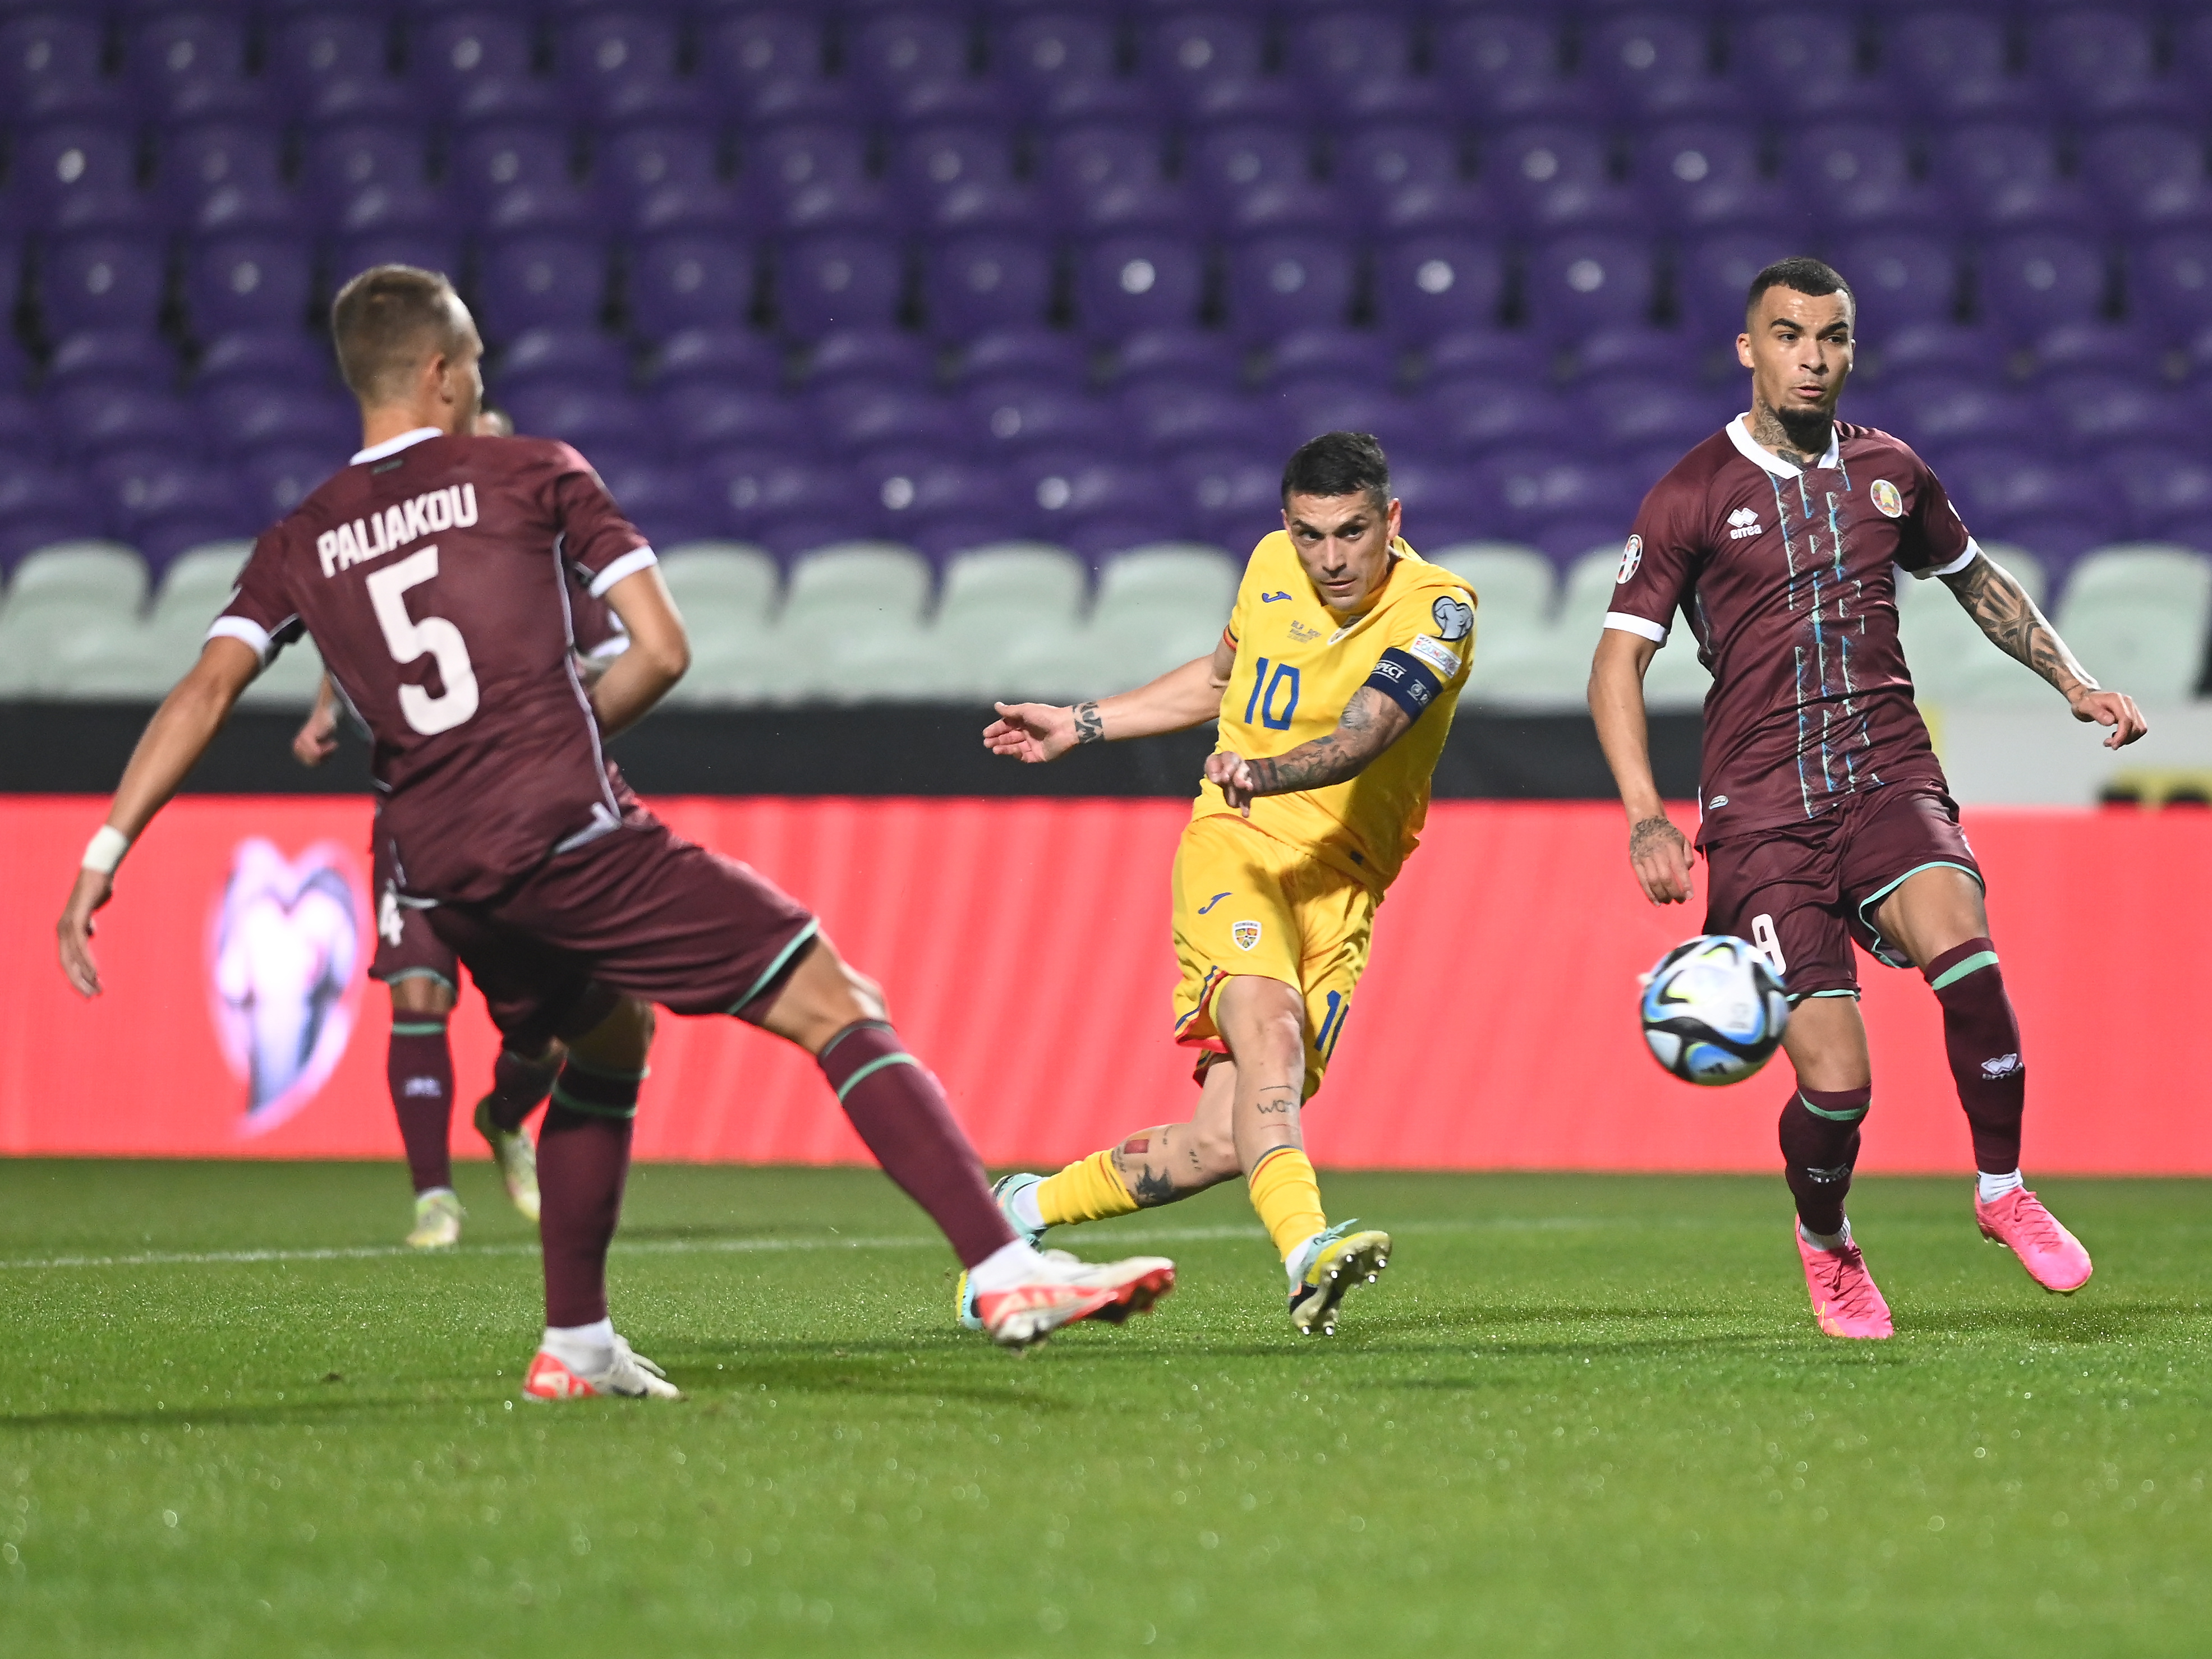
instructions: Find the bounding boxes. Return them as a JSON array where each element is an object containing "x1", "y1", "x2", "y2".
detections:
[{"x1": 3, "y1": 795, "x2": 2204, "y2": 1174}]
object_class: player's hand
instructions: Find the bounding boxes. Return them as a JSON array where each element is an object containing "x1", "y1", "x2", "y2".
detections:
[
  {"x1": 291, "y1": 702, "x2": 339, "y2": 767},
  {"x1": 1628, "y1": 814, "x2": 1695, "y2": 906},
  {"x1": 2068, "y1": 686, "x2": 2147, "y2": 750},
  {"x1": 56, "y1": 867, "x2": 114, "y2": 998},
  {"x1": 983, "y1": 702, "x2": 1076, "y2": 764},
  {"x1": 1206, "y1": 749, "x2": 1260, "y2": 815}
]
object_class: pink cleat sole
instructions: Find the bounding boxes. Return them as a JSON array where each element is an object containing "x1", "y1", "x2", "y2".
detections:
[
  {"x1": 1796, "y1": 1229, "x2": 1894, "y2": 1339},
  {"x1": 1977, "y1": 1188, "x2": 2093, "y2": 1294}
]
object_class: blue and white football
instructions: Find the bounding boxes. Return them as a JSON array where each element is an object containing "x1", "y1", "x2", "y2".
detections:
[{"x1": 1639, "y1": 935, "x2": 1790, "y2": 1086}]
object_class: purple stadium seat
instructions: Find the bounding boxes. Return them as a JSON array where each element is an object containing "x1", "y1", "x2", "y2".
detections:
[
  {"x1": 2081, "y1": 126, "x2": 2212, "y2": 234},
  {"x1": 1141, "y1": 12, "x2": 1285, "y2": 123},
  {"x1": 1523, "y1": 234, "x2": 1658, "y2": 341},
  {"x1": 304, "y1": 125, "x2": 435, "y2": 228},
  {"x1": 1431, "y1": 13, "x2": 1591, "y2": 126},
  {"x1": 697, "y1": 10, "x2": 847, "y2": 127},
  {"x1": 2030, "y1": 12, "x2": 2181, "y2": 122},
  {"x1": 1285, "y1": 10, "x2": 1436, "y2": 119},
  {"x1": 1880, "y1": 375, "x2": 2041, "y2": 450},
  {"x1": 1936, "y1": 449, "x2": 2100, "y2": 544},
  {"x1": 1632, "y1": 122, "x2": 1790, "y2": 232},
  {"x1": 0, "y1": 465, "x2": 105, "y2": 569},
  {"x1": 1863, "y1": 321, "x2": 2004, "y2": 382},
  {"x1": 1190, "y1": 125, "x2": 1315, "y2": 220},
  {"x1": 1000, "y1": 11, "x2": 1147, "y2": 123},
  {"x1": 644, "y1": 324, "x2": 785, "y2": 390},
  {"x1": 55, "y1": 388, "x2": 203, "y2": 459},
  {"x1": 1676, "y1": 229, "x2": 1814, "y2": 338},
  {"x1": 199, "y1": 385, "x2": 356, "y2": 458},
  {"x1": 157, "y1": 123, "x2": 295, "y2": 236},
  {"x1": 0, "y1": 390, "x2": 50, "y2": 459},
  {"x1": 1336, "y1": 125, "x2": 1470, "y2": 232},
  {"x1": 953, "y1": 325, "x2": 1087, "y2": 387},
  {"x1": 1730, "y1": 14, "x2": 1875, "y2": 118},
  {"x1": 1585, "y1": 13, "x2": 1718, "y2": 119},
  {"x1": 1487, "y1": 124, "x2": 1641, "y2": 233},
  {"x1": 1265, "y1": 326, "x2": 1399, "y2": 389},
  {"x1": 1578, "y1": 377, "x2": 1731, "y2": 452},
  {"x1": 862, "y1": 450, "x2": 1020, "y2": 556},
  {"x1": 560, "y1": 11, "x2": 699, "y2": 127},
  {"x1": 0, "y1": 15, "x2": 119, "y2": 122},
  {"x1": 1373, "y1": 233, "x2": 1506, "y2": 344},
  {"x1": 1979, "y1": 233, "x2": 2109, "y2": 338},
  {"x1": 1043, "y1": 125, "x2": 1184, "y2": 233},
  {"x1": 1172, "y1": 447, "x2": 1282, "y2": 547},
  {"x1": 1074, "y1": 234, "x2": 1204, "y2": 340},
  {"x1": 655, "y1": 384, "x2": 794, "y2": 454},
  {"x1": 1421, "y1": 377, "x2": 1574, "y2": 455},
  {"x1": 748, "y1": 123, "x2": 887, "y2": 233},
  {"x1": 40, "y1": 235, "x2": 168, "y2": 338},
  {"x1": 1224, "y1": 236, "x2": 1354, "y2": 342},
  {"x1": 803, "y1": 325, "x2": 934, "y2": 389},
  {"x1": 500, "y1": 384, "x2": 662, "y2": 455},
  {"x1": 194, "y1": 328, "x2": 336, "y2": 394},
  {"x1": 11, "y1": 125, "x2": 146, "y2": 233},
  {"x1": 450, "y1": 123, "x2": 593, "y2": 233},
  {"x1": 126, "y1": 10, "x2": 259, "y2": 124},
  {"x1": 1111, "y1": 325, "x2": 1241, "y2": 393},
  {"x1": 2028, "y1": 320, "x2": 2163, "y2": 380},
  {"x1": 2038, "y1": 371, "x2": 2180, "y2": 453},
  {"x1": 417, "y1": 12, "x2": 557, "y2": 124},
  {"x1": 475, "y1": 232, "x2": 610, "y2": 340},
  {"x1": 1567, "y1": 325, "x2": 1705, "y2": 382},
  {"x1": 330, "y1": 228, "x2": 466, "y2": 292},
  {"x1": 44, "y1": 330, "x2": 180, "y2": 394},
  {"x1": 808, "y1": 381, "x2": 950, "y2": 454},
  {"x1": 1274, "y1": 385, "x2": 1425, "y2": 458},
  {"x1": 267, "y1": 11, "x2": 415, "y2": 125},
  {"x1": 1478, "y1": 447, "x2": 1641, "y2": 543},
  {"x1": 1420, "y1": 328, "x2": 1552, "y2": 388},
  {"x1": 891, "y1": 123, "x2": 1025, "y2": 233},
  {"x1": 598, "y1": 125, "x2": 739, "y2": 233},
  {"x1": 850, "y1": 10, "x2": 995, "y2": 125},
  {"x1": 489, "y1": 326, "x2": 630, "y2": 398},
  {"x1": 592, "y1": 457, "x2": 721, "y2": 547},
  {"x1": 1880, "y1": 13, "x2": 2031, "y2": 121},
  {"x1": 711, "y1": 453, "x2": 875, "y2": 555},
  {"x1": 2130, "y1": 232, "x2": 2212, "y2": 327},
  {"x1": 2107, "y1": 446, "x2": 2212, "y2": 540},
  {"x1": 1930, "y1": 124, "x2": 2092, "y2": 233},
  {"x1": 184, "y1": 235, "x2": 314, "y2": 337},
  {"x1": 1783, "y1": 123, "x2": 1939, "y2": 228},
  {"x1": 1119, "y1": 383, "x2": 1285, "y2": 455},
  {"x1": 923, "y1": 234, "x2": 1052, "y2": 340},
  {"x1": 774, "y1": 234, "x2": 904, "y2": 338},
  {"x1": 628, "y1": 231, "x2": 757, "y2": 339},
  {"x1": 1014, "y1": 448, "x2": 1154, "y2": 538},
  {"x1": 1829, "y1": 232, "x2": 1962, "y2": 332}
]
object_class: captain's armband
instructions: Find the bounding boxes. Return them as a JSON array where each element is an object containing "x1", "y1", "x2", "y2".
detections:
[{"x1": 1363, "y1": 646, "x2": 1447, "y2": 720}]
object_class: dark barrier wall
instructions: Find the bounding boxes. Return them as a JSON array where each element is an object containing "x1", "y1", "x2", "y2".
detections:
[{"x1": 0, "y1": 703, "x2": 1706, "y2": 800}]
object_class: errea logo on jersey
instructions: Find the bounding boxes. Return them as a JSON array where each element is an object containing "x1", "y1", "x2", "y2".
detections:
[
  {"x1": 1727, "y1": 507, "x2": 1762, "y2": 539},
  {"x1": 316, "y1": 484, "x2": 479, "y2": 577}
]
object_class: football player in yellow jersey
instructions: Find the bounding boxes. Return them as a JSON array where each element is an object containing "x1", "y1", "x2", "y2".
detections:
[{"x1": 965, "y1": 432, "x2": 1477, "y2": 1335}]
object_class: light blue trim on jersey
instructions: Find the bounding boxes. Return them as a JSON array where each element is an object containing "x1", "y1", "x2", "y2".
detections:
[
  {"x1": 1857, "y1": 860, "x2": 1985, "y2": 969},
  {"x1": 725, "y1": 919, "x2": 822, "y2": 1017}
]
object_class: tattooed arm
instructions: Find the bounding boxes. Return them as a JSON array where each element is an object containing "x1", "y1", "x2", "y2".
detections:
[
  {"x1": 1206, "y1": 687, "x2": 1413, "y2": 814},
  {"x1": 983, "y1": 629, "x2": 1239, "y2": 764},
  {"x1": 1939, "y1": 552, "x2": 2148, "y2": 749}
]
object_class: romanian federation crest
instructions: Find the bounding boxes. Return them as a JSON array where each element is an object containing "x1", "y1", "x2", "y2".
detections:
[
  {"x1": 1870, "y1": 478, "x2": 1904, "y2": 518},
  {"x1": 208, "y1": 838, "x2": 364, "y2": 1135},
  {"x1": 1231, "y1": 920, "x2": 1263, "y2": 951}
]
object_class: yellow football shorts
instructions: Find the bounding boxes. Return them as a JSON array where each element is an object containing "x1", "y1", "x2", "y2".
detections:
[{"x1": 1170, "y1": 815, "x2": 1378, "y2": 1100}]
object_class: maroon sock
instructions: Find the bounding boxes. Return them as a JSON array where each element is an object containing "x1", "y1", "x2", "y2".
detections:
[
  {"x1": 817, "y1": 1021, "x2": 1015, "y2": 1269},
  {"x1": 387, "y1": 1015, "x2": 454, "y2": 1195},
  {"x1": 535, "y1": 1059, "x2": 641, "y2": 1328},
  {"x1": 1924, "y1": 937, "x2": 2025, "y2": 1174},
  {"x1": 1779, "y1": 1085, "x2": 1869, "y2": 1237},
  {"x1": 482, "y1": 1048, "x2": 563, "y2": 1133}
]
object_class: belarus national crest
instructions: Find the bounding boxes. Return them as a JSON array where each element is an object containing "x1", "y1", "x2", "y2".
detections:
[
  {"x1": 1231, "y1": 920, "x2": 1263, "y2": 952},
  {"x1": 1616, "y1": 535, "x2": 1642, "y2": 584},
  {"x1": 1870, "y1": 478, "x2": 1904, "y2": 518}
]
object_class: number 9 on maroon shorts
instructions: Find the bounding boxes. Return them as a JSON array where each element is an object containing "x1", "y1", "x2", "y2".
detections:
[{"x1": 1701, "y1": 782, "x2": 1983, "y2": 1000}]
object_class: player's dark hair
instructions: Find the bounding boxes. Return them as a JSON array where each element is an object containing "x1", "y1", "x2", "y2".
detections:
[
  {"x1": 1745, "y1": 256, "x2": 1853, "y2": 320},
  {"x1": 1281, "y1": 431, "x2": 1391, "y2": 511},
  {"x1": 330, "y1": 264, "x2": 469, "y2": 405}
]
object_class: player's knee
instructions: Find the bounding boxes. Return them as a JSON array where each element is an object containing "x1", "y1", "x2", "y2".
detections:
[
  {"x1": 571, "y1": 994, "x2": 655, "y2": 1071},
  {"x1": 388, "y1": 974, "x2": 454, "y2": 1017}
]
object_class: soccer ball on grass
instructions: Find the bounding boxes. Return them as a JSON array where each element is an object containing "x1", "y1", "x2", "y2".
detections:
[{"x1": 1639, "y1": 934, "x2": 1790, "y2": 1086}]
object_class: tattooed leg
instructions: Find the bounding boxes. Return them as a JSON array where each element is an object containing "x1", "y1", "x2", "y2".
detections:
[{"x1": 1107, "y1": 1063, "x2": 1243, "y2": 1207}]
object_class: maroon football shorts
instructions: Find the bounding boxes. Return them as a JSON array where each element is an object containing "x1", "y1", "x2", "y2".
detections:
[
  {"x1": 369, "y1": 831, "x2": 459, "y2": 988},
  {"x1": 1701, "y1": 781, "x2": 1983, "y2": 1000},
  {"x1": 424, "y1": 810, "x2": 818, "y2": 1047}
]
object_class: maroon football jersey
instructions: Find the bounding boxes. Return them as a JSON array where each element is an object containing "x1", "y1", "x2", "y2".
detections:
[
  {"x1": 1606, "y1": 418, "x2": 1977, "y2": 846},
  {"x1": 214, "y1": 427, "x2": 655, "y2": 901}
]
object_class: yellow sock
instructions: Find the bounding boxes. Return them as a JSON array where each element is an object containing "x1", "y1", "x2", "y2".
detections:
[
  {"x1": 1248, "y1": 1147, "x2": 1327, "y2": 1261},
  {"x1": 1036, "y1": 1149, "x2": 1140, "y2": 1228}
]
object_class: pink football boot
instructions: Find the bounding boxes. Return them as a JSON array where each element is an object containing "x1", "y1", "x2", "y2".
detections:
[
  {"x1": 1976, "y1": 1187, "x2": 2093, "y2": 1293},
  {"x1": 1796, "y1": 1228, "x2": 1894, "y2": 1339}
]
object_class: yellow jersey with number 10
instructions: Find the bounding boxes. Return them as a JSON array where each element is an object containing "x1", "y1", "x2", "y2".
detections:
[{"x1": 1194, "y1": 531, "x2": 1477, "y2": 892}]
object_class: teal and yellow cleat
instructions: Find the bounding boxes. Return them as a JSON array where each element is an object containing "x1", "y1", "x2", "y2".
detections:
[
  {"x1": 956, "y1": 1173, "x2": 1051, "y2": 1331},
  {"x1": 1286, "y1": 1220, "x2": 1391, "y2": 1336}
]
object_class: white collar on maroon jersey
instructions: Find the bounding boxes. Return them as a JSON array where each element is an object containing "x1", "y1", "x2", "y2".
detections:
[
  {"x1": 1727, "y1": 414, "x2": 1839, "y2": 479},
  {"x1": 351, "y1": 426, "x2": 443, "y2": 466}
]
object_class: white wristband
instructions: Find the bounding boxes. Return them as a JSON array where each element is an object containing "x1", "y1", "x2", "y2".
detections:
[{"x1": 81, "y1": 825, "x2": 131, "y2": 875}]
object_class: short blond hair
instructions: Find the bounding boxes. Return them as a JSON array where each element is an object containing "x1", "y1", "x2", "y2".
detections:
[{"x1": 330, "y1": 264, "x2": 467, "y2": 404}]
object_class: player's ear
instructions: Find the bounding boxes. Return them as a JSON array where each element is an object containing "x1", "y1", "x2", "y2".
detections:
[
  {"x1": 1735, "y1": 332, "x2": 1755, "y2": 370},
  {"x1": 1385, "y1": 496, "x2": 1402, "y2": 542}
]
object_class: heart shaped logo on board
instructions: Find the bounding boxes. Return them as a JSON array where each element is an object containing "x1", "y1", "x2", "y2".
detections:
[{"x1": 208, "y1": 838, "x2": 365, "y2": 1135}]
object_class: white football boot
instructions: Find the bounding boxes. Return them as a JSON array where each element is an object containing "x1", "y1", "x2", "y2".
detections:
[
  {"x1": 972, "y1": 1250, "x2": 1176, "y2": 1349},
  {"x1": 522, "y1": 1335, "x2": 683, "y2": 1401},
  {"x1": 473, "y1": 1097, "x2": 542, "y2": 1224},
  {"x1": 405, "y1": 1188, "x2": 465, "y2": 1250}
]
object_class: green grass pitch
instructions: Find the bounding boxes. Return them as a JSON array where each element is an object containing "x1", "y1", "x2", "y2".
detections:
[{"x1": 0, "y1": 1163, "x2": 2205, "y2": 1658}]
